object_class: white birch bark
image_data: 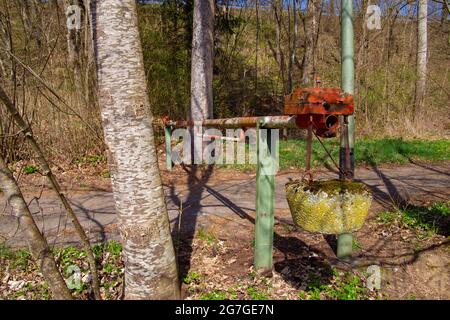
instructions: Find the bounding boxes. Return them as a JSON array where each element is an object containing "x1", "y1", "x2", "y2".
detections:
[
  {"x1": 190, "y1": 0, "x2": 214, "y2": 121},
  {"x1": 415, "y1": 0, "x2": 428, "y2": 114},
  {"x1": 92, "y1": 0, "x2": 180, "y2": 299},
  {"x1": 289, "y1": 0, "x2": 298, "y2": 93},
  {"x1": 302, "y1": 0, "x2": 316, "y2": 85}
]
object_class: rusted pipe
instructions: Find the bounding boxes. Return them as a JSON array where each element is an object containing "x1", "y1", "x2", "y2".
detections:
[{"x1": 162, "y1": 115, "x2": 298, "y2": 129}]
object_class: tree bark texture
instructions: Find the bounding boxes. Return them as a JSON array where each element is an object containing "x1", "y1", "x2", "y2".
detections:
[
  {"x1": 415, "y1": 0, "x2": 428, "y2": 115},
  {"x1": 92, "y1": 0, "x2": 180, "y2": 300},
  {"x1": 190, "y1": 0, "x2": 214, "y2": 121}
]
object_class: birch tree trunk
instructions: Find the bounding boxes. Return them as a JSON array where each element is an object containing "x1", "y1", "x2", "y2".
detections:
[
  {"x1": 273, "y1": 0, "x2": 285, "y2": 91},
  {"x1": 357, "y1": 0, "x2": 370, "y2": 122},
  {"x1": 289, "y1": 0, "x2": 298, "y2": 93},
  {"x1": 20, "y1": 0, "x2": 42, "y2": 47},
  {"x1": 287, "y1": 0, "x2": 292, "y2": 93},
  {"x1": 415, "y1": 0, "x2": 427, "y2": 117},
  {"x1": 302, "y1": 0, "x2": 316, "y2": 85},
  {"x1": 255, "y1": 0, "x2": 259, "y2": 93},
  {"x1": 92, "y1": 0, "x2": 180, "y2": 299},
  {"x1": 0, "y1": 156, "x2": 72, "y2": 300},
  {"x1": 63, "y1": 0, "x2": 85, "y2": 97},
  {"x1": 441, "y1": 1, "x2": 448, "y2": 26},
  {"x1": 190, "y1": 0, "x2": 214, "y2": 121}
]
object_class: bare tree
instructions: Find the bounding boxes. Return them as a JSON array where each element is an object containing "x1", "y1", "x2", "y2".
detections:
[
  {"x1": 356, "y1": 0, "x2": 370, "y2": 122},
  {"x1": 302, "y1": 0, "x2": 318, "y2": 85},
  {"x1": 329, "y1": 0, "x2": 335, "y2": 16},
  {"x1": 92, "y1": 0, "x2": 180, "y2": 299},
  {"x1": 64, "y1": 1, "x2": 84, "y2": 89},
  {"x1": 415, "y1": 0, "x2": 428, "y2": 117},
  {"x1": 0, "y1": 84, "x2": 102, "y2": 300},
  {"x1": 190, "y1": 0, "x2": 215, "y2": 121},
  {"x1": 288, "y1": 0, "x2": 299, "y2": 93},
  {"x1": 272, "y1": 0, "x2": 286, "y2": 90},
  {"x1": 0, "y1": 156, "x2": 72, "y2": 300},
  {"x1": 62, "y1": 0, "x2": 95, "y2": 105},
  {"x1": 19, "y1": 0, "x2": 42, "y2": 47},
  {"x1": 443, "y1": 0, "x2": 450, "y2": 44},
  {"x1": 255, "y1": 0, "x2": 260, "y2": 93}
]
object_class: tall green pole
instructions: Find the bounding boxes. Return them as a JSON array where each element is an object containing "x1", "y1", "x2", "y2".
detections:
[
  {"x1": 254, "y1": 121, "x2": 275, "y2": 273},
  {"x1": 338, "y1": 0, "x2": 354, "y2": 259},
  {"x1": 165, "y1": 126, "x2": 173, "y2": 170},
  {"x1": 340, "y1": 0, "x2": 355, "y2": 160}
]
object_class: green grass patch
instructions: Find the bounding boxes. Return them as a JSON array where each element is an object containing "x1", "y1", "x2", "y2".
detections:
[
  {"x1": 0, "y1": 245, "x2": 15, "y2": 260},
  {"x1": 183, "y1": 271, "x2": 203, "y2": 285},
  {"x1": 72, "y1": 154, "x2": 106, "y2": 167},
  {"x1": 213, "y1": 138, "x2": 449, "y2": 171},
  {"x1": 377, "y1": 201, "x2": 450, "y2": 238},
  {"x1": 196, "y1": 227, "x2": 217, "y2": 246},
  {"x1": 0, "y1": 247, "x2": 32, "y2": 271},
  {"x1": 352, "y1": 238, "x2": 362, "y2": 250},
  {"x1": 24, "y1": 165, "x2": 38, "y2": 174},
  {"x1": 299, "y1": 269, "x2": 370, "y2": 300},
  {"x1": 200, "y1": 289, "x2": 228, "y2": 300},
  {"x1": 279, "y1": 138, "x2": 450, "y2": 169},
  {"x1": 226, "y1": 287, "x2": 239, "y2": 300},
  {"x1": 246, "y1": 286, "x2": 268, "y2": 300}
]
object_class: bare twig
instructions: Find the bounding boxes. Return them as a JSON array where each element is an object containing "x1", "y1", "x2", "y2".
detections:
[{"x1": 1, "y1": 49, "x2": 103, "y2": 143}]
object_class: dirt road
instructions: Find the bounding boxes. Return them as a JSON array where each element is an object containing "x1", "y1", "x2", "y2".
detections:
[{"x1": 1, "y1": 161, "x2": 448, "y2": 246}]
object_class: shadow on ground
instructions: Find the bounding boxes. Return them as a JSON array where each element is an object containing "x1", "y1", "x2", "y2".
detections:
[{"x1": 166, "y1": 160, "x2": 449, "y2": 293}]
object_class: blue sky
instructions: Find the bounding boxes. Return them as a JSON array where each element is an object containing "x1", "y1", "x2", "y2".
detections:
[{"x1": 136, "y1": 0, "x2": 447, "y2": 18}]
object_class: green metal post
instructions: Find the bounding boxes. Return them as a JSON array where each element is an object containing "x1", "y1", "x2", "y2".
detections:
[
  {"x1": 165, "y1": 126, "x2": 173, "y2": 170},
  {"x1": 338, "y1": 0, "x2": 355, "y2": 259},
  {"x1": 254, "y1": 121, "x2": 275, "y2": 273},
  {"x1": 337, "y1": 232, "x2": 353, "y2": 259},
  {"x1": 340, "y1": 0, "x2": 355, "y2": 167}
]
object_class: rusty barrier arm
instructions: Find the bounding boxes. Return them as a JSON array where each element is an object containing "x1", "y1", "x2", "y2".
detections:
[{"x1": 163, "y1": 115, "x2": 298, "y2": 129}]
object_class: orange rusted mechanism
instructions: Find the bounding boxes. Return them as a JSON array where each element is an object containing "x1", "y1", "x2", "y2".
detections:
[{"x1": 284, "y1": 84, "x2": 354, "y2": 138}]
